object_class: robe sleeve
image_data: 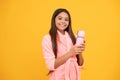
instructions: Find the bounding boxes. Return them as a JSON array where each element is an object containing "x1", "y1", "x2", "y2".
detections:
[{"x1": 42, "y1": 35, "x2": 55, "y2": 70}]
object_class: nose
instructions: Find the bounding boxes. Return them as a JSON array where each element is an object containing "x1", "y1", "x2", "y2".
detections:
[{"x1": 61, "y1": 21, "x2": 66, "y2": 24}]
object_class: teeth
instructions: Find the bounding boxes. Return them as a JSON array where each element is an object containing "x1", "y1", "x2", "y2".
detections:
[
  {"x1": 60, "y1": 24, "x2": 65, "y2": 27},
  {"x1": 61, "y1": 25, "x2": 64, "y2": 27}
]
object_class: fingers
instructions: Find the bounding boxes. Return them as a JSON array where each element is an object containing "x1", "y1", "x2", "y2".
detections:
[
  {"x1": 72, "y1": 42, "x2": 86, "y2": 55},
  {"x1": 75, "y1": 48, "x2": 84, "y2": 54},
  {"x1": 75, "y1": 43, "x2": 85, "y2": 54},
  {"x1": 76, "y1": 47, "x2": 84, "y2": 52},
  {"x1": 75, "y1": 47, "x2": 84, "y2": 53},
  {"x1": 76, "y1": 44, "x2": 85, "y2": 48}
]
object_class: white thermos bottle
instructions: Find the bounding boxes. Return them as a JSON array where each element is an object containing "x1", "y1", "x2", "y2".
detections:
[{"x1": 75, "y1": 30, "x2": 85, "y2": 46}]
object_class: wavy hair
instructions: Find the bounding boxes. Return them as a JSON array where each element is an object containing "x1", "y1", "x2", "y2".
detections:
[{"x1": 48, "y1": 8, "x2": 79, "y2": 75}]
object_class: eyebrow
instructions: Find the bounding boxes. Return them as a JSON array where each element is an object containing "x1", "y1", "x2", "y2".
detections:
[{"x1": 57, "y1": 16, "x2": 69, "y2": 19}]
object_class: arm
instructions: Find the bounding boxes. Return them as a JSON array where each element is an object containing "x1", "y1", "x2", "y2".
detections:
[
  {"x1": 54, "y1": 50, "x2": 74, "y2": 69},
  {"x1": 54, "y1": 46, "x2": 82, "y2": 69},
  {"x1": 78, "y1": 42, "x2": 85, "y2": 66},
  {"x1": 78, "y1": 53, "x2": 84, "y2": 66}
]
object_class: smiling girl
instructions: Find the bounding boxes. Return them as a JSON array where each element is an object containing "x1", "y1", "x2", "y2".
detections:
[{"x1": 42, "y1": 8, "x2": 85, "y2": 80}]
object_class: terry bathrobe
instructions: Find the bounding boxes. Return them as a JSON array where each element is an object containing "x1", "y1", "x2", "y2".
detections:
[{"x1": 42, "y1": 31, "x2": 82, "y2": 80}]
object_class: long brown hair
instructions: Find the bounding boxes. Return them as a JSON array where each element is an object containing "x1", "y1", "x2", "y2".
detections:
[{"x1": 48, "y1": 8, "x2": 79, "y2": 75}]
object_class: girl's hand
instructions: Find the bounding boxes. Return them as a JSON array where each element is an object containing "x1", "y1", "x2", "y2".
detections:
[{"x1": 70, "y1": 41, "x2": 85, "y2": 55}]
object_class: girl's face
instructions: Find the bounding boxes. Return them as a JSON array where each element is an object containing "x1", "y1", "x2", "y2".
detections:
[{"x1": 55, "y1": 12, "x2": 69, "y2": 34}]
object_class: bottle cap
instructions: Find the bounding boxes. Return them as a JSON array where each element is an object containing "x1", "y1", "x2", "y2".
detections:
[{"x1": 77, "y1": 30, "x2": 85, "y2": 37}]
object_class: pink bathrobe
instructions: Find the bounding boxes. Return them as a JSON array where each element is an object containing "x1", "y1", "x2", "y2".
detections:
[{"x1": 42, "y1": 31, "x2": 81, "y2": 80}]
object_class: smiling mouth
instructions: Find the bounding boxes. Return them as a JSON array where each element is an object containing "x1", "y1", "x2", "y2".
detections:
[{"x1": 59, "y1": 23, "x2": 67, "y2": 27}]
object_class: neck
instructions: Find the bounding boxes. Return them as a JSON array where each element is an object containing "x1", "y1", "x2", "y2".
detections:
[{"x1": 58, "y1": 30, "x2": 65, "y2": 35}]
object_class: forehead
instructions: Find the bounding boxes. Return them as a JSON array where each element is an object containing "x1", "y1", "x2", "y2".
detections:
[{"x1": 57, "y1": 12, "x2": 69, "y2": 18}]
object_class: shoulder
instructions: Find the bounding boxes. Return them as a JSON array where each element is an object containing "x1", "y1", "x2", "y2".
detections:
[
  {"x1": 42, "y1": 34, "x2": 51, "y2": 44},
  {"x1": 42, "y1": 34, "x2": 51, "y2": 40},
  {"x1": 42, "y1": 34, "x2": 52, "y2": 50}
]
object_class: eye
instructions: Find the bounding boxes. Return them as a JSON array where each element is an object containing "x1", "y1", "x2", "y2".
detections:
[
  {"x1": 65, "y1": 18, "x2": 69, "y2": 21},
  {"x1": 58, "y1": 17, "x2": 62, "y2": 20}
]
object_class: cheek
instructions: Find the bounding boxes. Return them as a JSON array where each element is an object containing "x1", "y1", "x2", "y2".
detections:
[
  {"x1": 55, "y1": 19, "x2": 60, "y2": 24},
  {"x1": 66, "y1": 22, "x2": 69, "y2": 26},
  {"x1": 55, "y1": 22, "x2": 59, "y2": 27},
  {"x1": 55, "y1": 20, "x2": 58, "y2": 26}
]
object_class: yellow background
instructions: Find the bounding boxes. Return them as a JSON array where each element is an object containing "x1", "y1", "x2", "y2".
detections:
[{"x1": 0, "y1": 0, "x2": 120, "y2": 80}]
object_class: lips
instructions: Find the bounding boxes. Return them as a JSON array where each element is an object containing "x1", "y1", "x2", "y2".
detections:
[{"x1": 59, "y1": 23, "x2": 67, "y2": 27}]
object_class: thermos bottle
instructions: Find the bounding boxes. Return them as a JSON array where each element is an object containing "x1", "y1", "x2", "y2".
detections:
[{"x1": 75, "y1": 30, "x2": 85, "y2": 46}]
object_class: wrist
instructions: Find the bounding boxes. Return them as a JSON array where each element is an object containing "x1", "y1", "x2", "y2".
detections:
[{"x1": 68, "y1": 51, "x2": 74, "y2": 57}]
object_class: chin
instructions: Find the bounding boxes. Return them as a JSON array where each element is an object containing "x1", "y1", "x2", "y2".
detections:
[{"x1": 61, "y1": 28, "x2": 66, "y2": 31}]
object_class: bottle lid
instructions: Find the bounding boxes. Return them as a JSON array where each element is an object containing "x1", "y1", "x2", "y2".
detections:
[{"x1": 77, "y1": 30, "x2": 85, "y2": 37}]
